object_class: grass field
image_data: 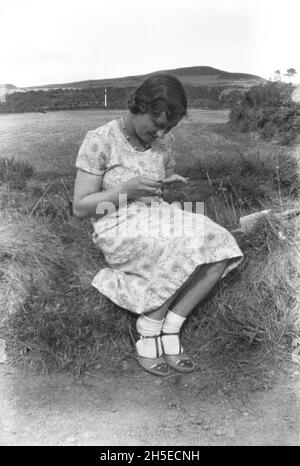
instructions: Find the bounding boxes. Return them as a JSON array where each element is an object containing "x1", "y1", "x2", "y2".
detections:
[
  {"x1": 0, "y1": 109, "x2": 299, "y2": 375},
  {"x1": 0, "y1": 110, "x2": 123, "y2": 174},
  {"x1": 0, "y1": 109, "x2": 230, "y2": 172}
]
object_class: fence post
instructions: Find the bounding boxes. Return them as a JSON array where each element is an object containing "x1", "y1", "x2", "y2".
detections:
[{"x1": 104, "y1": 88, "x2": 107, "y2": 108}]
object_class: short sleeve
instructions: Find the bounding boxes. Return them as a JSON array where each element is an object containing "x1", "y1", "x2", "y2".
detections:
[
  {"x1": 75, "y1": 130, "x2": 108, "y2": 175},
  {"x1": 164, "y1": 133, "x2": 176, "y2": 170}
]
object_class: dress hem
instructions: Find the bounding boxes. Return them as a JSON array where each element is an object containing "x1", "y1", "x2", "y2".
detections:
[{"x1": 91, "y1": 252, "x2": 243, "y2": 315}]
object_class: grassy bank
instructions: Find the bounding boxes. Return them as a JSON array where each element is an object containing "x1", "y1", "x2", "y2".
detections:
[{"x1": 0, "y1": 110, "x2": 299, "y2": 375}]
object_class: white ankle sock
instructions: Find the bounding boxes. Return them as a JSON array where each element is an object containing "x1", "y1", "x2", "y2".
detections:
[
  {"x1": 162, "y1": 311, "x2": 186, "y2": 355},
  {"x1": 162, "y1": 311, "x2": 186, "y2": 334},
  {"x1": 136, "y1": 314, "x2": 164, "y2": 336},
  {"x1": 136, "y1": 315, "x2": 164, "y2": 358}
]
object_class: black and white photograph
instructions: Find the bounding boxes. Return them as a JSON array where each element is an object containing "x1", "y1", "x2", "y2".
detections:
[{"x1": 0, "y1": 0, "x2": 299, "y2": 447}]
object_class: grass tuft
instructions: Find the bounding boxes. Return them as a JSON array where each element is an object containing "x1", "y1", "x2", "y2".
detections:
[
  {"x1": 0, "y1": 214, "x2": 66, "y2": 319},
  {"x1": 0, "y1": 157, "x2": 35, "y2": 190}
]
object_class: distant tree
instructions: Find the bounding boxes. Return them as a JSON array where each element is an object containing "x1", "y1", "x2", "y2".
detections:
[
  {"x1": 284, "y1": 68, "x2": 297, "y2": 79},
  {"x1": 274, "y1": 70, "x2": 281, "y2": 81}
]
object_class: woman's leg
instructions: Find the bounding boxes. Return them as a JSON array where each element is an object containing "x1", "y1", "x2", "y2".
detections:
[
  {"x1": 169, "y1": 260, "x2": 228, "y2": 317},
  {"x1": 136, "y1": 260, "x2": 228, "y2": 375},
  {"x1": 158, "y1": 260, "x2": 228, "y2": 372},
  {"x1": 147, "y1": 259, "x2": 228, "y2": 320}
]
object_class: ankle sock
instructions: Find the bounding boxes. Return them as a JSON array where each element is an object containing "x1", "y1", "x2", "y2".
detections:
[
  {"x1": 162, "y1": 311, "x2": 186, "y2": 334},
  {"x1": 162, "y1": 311, "x2": 186, "y2": 355},
  {"x1": 136, "y1": 314, "x2": 164, "y2": 358},
  {"x1": 136, "y1": 314, "x2": 164, "y2": 336}
]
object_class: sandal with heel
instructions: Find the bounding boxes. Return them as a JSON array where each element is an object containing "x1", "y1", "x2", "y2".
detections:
[
  {"x1": 161, "y1": 332, "x2": 195, "y2": 373},
  {"x1": 136, "y1": 334, "x2": 170, "y2": 377}
]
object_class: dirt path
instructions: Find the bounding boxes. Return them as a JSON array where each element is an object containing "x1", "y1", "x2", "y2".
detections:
[{"x1": 0, "y1": 361, "x2": 299, "y2": 446}]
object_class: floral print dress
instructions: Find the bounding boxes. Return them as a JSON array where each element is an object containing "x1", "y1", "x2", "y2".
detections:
[{"x1": 75, "y1": 118, "x2": 243, "y2": 314}]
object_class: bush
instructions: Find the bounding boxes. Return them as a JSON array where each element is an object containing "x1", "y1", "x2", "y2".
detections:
[
  {"x1": 230, "y1": 81, "x2": 300, "y2": 145},
  {"x1": 244, "y1": 81, "x2": 293, "y2": 107}
]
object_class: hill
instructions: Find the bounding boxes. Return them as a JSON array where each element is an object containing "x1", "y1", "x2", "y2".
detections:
[
  {"x1": 25, "y1": 66, "x2": 264, "y2": 91},
  {"x1": 0, "y1": 66, "x2": 265, "y2": 114},
  {"x1": 1, "y1": 84, "x2": 26, "y2": 92},
  {"x1": 0, "y1": 84, "x2": 26, "y2": 101}
]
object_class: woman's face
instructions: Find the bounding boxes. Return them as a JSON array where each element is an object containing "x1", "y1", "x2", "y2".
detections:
[{"x1": 133, "y1": 111, "x2": 181, "y2": 145}]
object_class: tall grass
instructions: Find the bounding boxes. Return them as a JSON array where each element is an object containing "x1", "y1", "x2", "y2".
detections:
[
  {"x1": 0, "y1": 215, "x2": 66, "y2": 319},
  {"x1": 196, "y1": 215, "x2": 300, "y2": 348},
  {"x1": 179, "y1": 146, "x2": 299, "y2": 208},
  {"x1": 0, "y1": 157, "x2": 35, "y2": 190}
]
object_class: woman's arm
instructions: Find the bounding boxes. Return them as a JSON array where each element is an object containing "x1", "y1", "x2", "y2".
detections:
[
  {"x1": 73, "y1": 169, "x2": 163, "y2": 220},
  {"x1": 73, "y1": 169, "x2": 127, "y2": 220}
]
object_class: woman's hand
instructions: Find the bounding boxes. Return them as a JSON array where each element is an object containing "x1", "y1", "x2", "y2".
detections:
[
  {"x1": 161, "y1": 174, "x2": 189, "y2": 190},
  {"x1": 122, "y1": 175, "x2": 163, "y2": 200}
]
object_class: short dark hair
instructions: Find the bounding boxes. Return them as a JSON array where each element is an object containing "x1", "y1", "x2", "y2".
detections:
[{"x1": 128, "y1": 73, "x2": 187, "y2": 122}]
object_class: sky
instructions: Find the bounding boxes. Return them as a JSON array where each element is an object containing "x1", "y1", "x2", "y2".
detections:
[{"x1": 1, "y1": 0, "x2": 300, "y2": 87}]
